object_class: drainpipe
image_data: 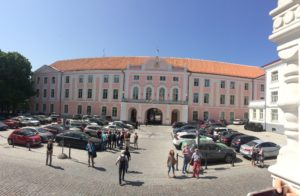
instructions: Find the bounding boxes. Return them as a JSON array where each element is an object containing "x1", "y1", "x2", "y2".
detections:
[
  {"x1": 187, "y1": 71, "x2": 192, "y2": 123},
  {"x1": 122, "y1": 70, "x2": 125, "y2": 100},
  {"x1": 59, "y1": 72, "x2": 63, "y2": 115}
]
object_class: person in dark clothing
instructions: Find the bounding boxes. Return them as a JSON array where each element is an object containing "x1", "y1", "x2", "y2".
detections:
[
  {"x1": 46, "y1": 139, "x2": 53, "y2": 166},
  {"x1": 116, "y1": 150, "x2": 128, "y2": 185},
  {"x1": 112, "y1": 131, "x2": 117, "y2": 149},
  {"x1": 107, "y1": 131, "x2": 112, "y2": 150},
  {"x1": 124, "y1": 147, "x2": 131, "y2": 172}
]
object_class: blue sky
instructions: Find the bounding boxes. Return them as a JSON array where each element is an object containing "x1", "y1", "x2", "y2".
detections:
[{"x1": 0, "y1": 0, "x2": 277, "y2": 70}]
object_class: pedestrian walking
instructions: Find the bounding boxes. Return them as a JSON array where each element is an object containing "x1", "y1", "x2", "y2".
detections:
[
  {"x1": 112, "y1": 131, "x2": 117, "y2": 149},
  {"x1": 133, "y1": 132, "x2": 138, "y2": 149},
  {"x1": 46, "y1": 139, "x2": 53, "y2": 166},
  {"x1": 251, "y1": 146, "x2": 258, "y2": 166},
  {"x1": 190, "y1": 148, "x2": 202, "y2": 178},
  {"x1": 125, "y1": 132, "x2": 130, "y2": 149},
  {"x1": 116, "y1": 150, "x2": 128, "y2": 185},
  {"x1": 182, "y1": 144, "x2": 191, "y2": 174},
  {"x1": 86, "y1": 140, "x2": 96, "y2": 167},
  {"x1": 167, "y1": 149, "x2": 176, "y2": 178},
  {"x1": 107, "y1": 131, "x2": 112, "y2": 150},
  {"x1": 124, "y1": 146, "x2": 131, "y2": 172},
  {"x1": 102, "y1": 132, "x2": 107, "y2": 150}
]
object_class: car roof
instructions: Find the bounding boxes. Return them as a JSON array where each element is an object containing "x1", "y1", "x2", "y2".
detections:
[{"x1": 177, "y1": 132, "x2": 196, "y2": 136}]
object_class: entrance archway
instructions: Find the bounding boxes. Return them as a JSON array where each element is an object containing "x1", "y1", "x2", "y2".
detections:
[
  {"x1": 171, "y1": 110, "x2": 179, "y2": 125},
  {"x1": 129, "y1": 108, "x2": 137, "y2": 122},
  {"x1": 146, "y1": 108, "x2": 162, "y2": 125}
]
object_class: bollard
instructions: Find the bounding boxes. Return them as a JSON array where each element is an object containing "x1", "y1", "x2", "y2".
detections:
[
  {"x1": 69, "y1": 144, "x2": 71, "y2": 159},
  {"x1": 176, "y1": 153, "x2": 179, "y2": 171},
  {"x1": 232, "y1": 156, "x2": 235, "y2": 167},
  {"x1": 205, "y1": 153, "x2": 208, "y2": 170},
  {"x1": 12, "y1": 139, "x2": 14, "y2": 148},
  {"x1": 28, "y1": 143, "x2": 31, "y2": 151}
]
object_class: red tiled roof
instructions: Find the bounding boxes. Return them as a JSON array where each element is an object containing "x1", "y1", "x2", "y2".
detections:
[{"x1": 50, "y1": 56, "x2": 265, "y2": 78}]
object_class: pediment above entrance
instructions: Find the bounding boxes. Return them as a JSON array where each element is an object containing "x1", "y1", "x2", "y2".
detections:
[{"x1": 34, "y1": 65, "x2": 60, "y2": 74}]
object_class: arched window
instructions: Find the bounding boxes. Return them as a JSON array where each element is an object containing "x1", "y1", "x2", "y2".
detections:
[
  {"x1": 159, "y1": 88, "x2": 165, "y2": 101},
  {"x1": 146, "y1": 87, "x2": 152, "y2": 100},
  {"x1": 172, "y1": 88, "x2": 179, "y2": 101},
  {"x1": 133, "y1": 87, "x2": 139, "y2": 100}
]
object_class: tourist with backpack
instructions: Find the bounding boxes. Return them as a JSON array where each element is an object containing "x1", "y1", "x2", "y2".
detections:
[
  {"x1": 86, "y1": 140, "x2": 96, "y2": 167},
  {"x1": 116, "y1": 150, "x2": 128, "y2": 185},
  {"x1": 124, "y1": 146, "x2": 131, "y2": 172}
]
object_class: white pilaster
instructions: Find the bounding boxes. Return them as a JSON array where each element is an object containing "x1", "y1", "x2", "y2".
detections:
[
  {"x1": 120, "y1": 102, "x2": 127, "y2": 121},
  {"x1": 182, "y1": 105, "x2": 188, "y2": 123}
]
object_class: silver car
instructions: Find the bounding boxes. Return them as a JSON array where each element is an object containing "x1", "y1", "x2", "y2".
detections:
[{"x1": 240, "y1": 139, "x2": 280, "y2": 159}]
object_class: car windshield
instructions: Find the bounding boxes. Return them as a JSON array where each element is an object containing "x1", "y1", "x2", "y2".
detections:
[
  {"x1": 246, "y1": 141, "x2": 259, "y2": 147},
  {"x1": 78, "y1": 133, "x2": 90, "y2": 140},
  {"x1": 216, "y1": 143, "x2": 228, "y2": 149},
  {"x1": 23, "y1": 131, "x2": 37, "y2": 136},
  {"x1": 37, "y1": 128, "x2": 48, "y2": 133}
]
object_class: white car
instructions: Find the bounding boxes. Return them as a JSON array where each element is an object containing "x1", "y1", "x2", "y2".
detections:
[
  {"x1": 232, "y1": 119, "x2": 244, "y2": 125},
  {"x1": 173, "y1": 132, "x2": 213, "y2": 150},
  {"x1": 240, "y1": 139, "x2": 280, "y2": 159}
]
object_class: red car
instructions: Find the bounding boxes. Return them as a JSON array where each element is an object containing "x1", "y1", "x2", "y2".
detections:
[
  {"x1": 4, "y1": 119, "x2": 20, "y2": 129},
  {"x1": 8, "y1": 129, "x2": 42, "y2": 147}
]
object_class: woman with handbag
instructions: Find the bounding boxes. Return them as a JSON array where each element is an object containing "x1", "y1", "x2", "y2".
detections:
[
  {"x1": 167, "y1": 149, "x2": 176, "y2": 178},
  {"x1": 86, "y1": 140, "x2": 96, "y2": 167}
]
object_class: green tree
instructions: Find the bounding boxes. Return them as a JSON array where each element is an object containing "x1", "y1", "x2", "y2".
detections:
[{"x1": 0, "y1": 50, "x2": 35, "y2": 113}]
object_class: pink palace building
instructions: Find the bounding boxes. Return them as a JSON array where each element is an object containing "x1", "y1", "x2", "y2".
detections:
[{"x1": 31, "y1": 56, "x2": 265, "y2": 125}]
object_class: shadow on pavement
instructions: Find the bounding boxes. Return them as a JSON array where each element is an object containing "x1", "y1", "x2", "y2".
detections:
[
  {"x1": 200, "y1": 176, "x2": 218, "y2": 180},
  {"x1": 93, "y1": 166, "x2": 106, "y2": 171},
  {"x1": 127, "y1": 170, "x2": 143, "y2": 174},
  {"x1": 174, "y1": 175, "x2": 189, "y2": 179},
  {"x1": 124, "y1": 180, "x2": 144, "y2": 186},
  {"x1": 50, "y1": 165, "x2": 64, "y2": 170},
  {"x1": 214, "y1": 167, "x2": 228, "y2": 171},
  {"x1": 130, "y1": 151, "x2": 140, "y2": 154}
]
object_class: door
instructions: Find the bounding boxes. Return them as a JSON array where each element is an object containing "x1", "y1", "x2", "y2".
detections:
[
  {"x1": 209, "y1": 144, "x2": 224, "y2": 160},
  {"x1": 171, "y1": 110, "x2": 178, "y2": 125},
  {"x1": 130, "y1": 109, "x2": 137, "y2": 122}
]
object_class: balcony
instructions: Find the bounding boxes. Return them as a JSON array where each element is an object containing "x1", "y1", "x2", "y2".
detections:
[{"x1": 122, "y1": 98, "x2": 188, "y2": 105}]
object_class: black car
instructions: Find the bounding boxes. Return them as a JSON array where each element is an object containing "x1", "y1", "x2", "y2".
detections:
[
  {"x1": 172, "y1": 122, "x2": 186, "y2": 129},
  {"x1": 194, "y1": 142, "x2": 236, "y2": 163},
  {"x1": 44, "y1": 124, "x2": 66, "y2": 135},
  {"x1": 220, "y1": 132, "x2": 244, "y2": 146},
  {"x1": 230, "y1": 135, "x2": 259, "y2": 152},
  {"x1": 55, "y1": 131, "x2": 101, "y2": 150},
  {"x1": 0, "y1": 122, "x2": 9, "y2": 131}
]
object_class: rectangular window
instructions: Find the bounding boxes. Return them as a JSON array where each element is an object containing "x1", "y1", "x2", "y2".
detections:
[
  {"x1": 253, "y1": 109, "x2": 257, "y2": 119},
  {"x1": 35, "y1": 103, "x2": 39, "y2": 112},
  {"x1": 87, "y1": 89, "x2": 92, "y2": 99},
  {"x1": 51, "y1": 89, "x2": 55, "y2": 98},
  {"x1": 102, "y1": 89, "x2": 108, "y2": 99},
  {"x1": 192, "y1": 111, "x2": 198, "y2": 121},
  {"x1": 194, "y1": 78, "x2": 199, "y2": 86},
  {"x1": 65, "y1": 89, "x2": 69, "y2": 98},
  {"x1": 36, "y1": 89, "x2": 39, "y2": 98},
  {"x1": 244, "y1": 83, "x2": 249, "y2": 90},
  {"x1": 43, "y1": 104, "x2": 46, "y2": 112},
  {"x1": 88, "y1": 75, "x2": 93, "y2": 83},
  {"x1": 220, "y1": 95, "x2": 225, "y2": 104},
  {"x1": 230, "y1": 81, "x2": 235, "y2": 89},
  {"x1": 204, "y1": 93, "x2": 209, "y2": 104},
  {"x1": 104, "y1": 75, "x2": 109, "y2": 83},
  {"x1": 50, "y1": 104, "x2": 54, "y2": 113},
  {"x1": 44, "y1": 77, "x2": 48, "y2": 84},
  {"x1": 114, "y1": 75, "x2": 120, "y2": 83},
  {"x1": 173, "y1": 77, "x2": 179, "y2": 82},
  {"x1": 43, "y1": 89, "x2": 47, "y2": 98},
  {"x1": 64, "y1": 105, "x2": 68, "y2": 114},
  {"x1": 259, "y1": 109, "x2": 263, "y2": 120},
  {"x1": 52, "y1": 77, "x2": 55, "y2": 84},
  {"x1": 203, "y1": 111, "x2": 209, "y2": 121},
  {"x1": 77, "y1": 105, "x2": 82, "y2": 114},
  {"x1": 261, "y1": 84, "x2": 265, "y2": 92},
  {"x1": 271, "y1": 91, "x2": 278, "y2": 103},
  {"x1": 147, "y1": 76, "x2": 152, "y2": 81},
  {"x1": 204, "y1": 79, "x2": 210, "y2": 87},
  {"x1": 37, "y1": 77, "x2": 40, "y2": 84},
  {"x1": 79, "y1": 75, "x2": 84, "y2": 83},
  {"x1": 87, "y1": 106, "x2": 92, "y2": 115},
  {"x1": 244, "y1": 96, "x2": 249, "y2": 105},
  {"x1": 65, "y1": 76, "x2": 70, "y2": 83},
  {"x1": 230, "y1": 112, "x2": 235, "y2": 122},
  {"x1": 271, "y1": 71, "x2": 278, "y2": 82},
  {"x1": 271, "y1": 109, "x2": 278, "y2": 121},
  {"x1": 220, "y1": 112, "x2": 225, "y2": 120},
  {"x1": 101, "y1": 106, "x2": 107, "y2": 116},
  {"x1": 112, "y1": 107, "x2": 117, "y2": 117},
  {"x1": 134, "y1": 75, "x2": 139, "y2": 80},
  {"x1": 78, "y1": 89, "x2": 83, "y2": 98},
  {"x1": 230, "y1": 95, "x2": 235, "y2": 105},
  {"x1": 160, "y1": 76, "x2": 166, "y2": 81},
  {"x1": 113, "y1": 89, "x2": 118, "y2": 99},
  {"x1": 193, "y1": 93, "x2": 199, "y2": 103},
  {"x1": 220, "y1": 80, "x2": 225, "y2": 88}
]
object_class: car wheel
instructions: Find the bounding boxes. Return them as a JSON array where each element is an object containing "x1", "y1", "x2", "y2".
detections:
[
  {"x1": 8, "y1": 139, "x2": 12, "y2": 145},
  {"x1": 59, "y1": 140, "x2": 64, "y2": 146},
  {"x1": 225, "y1": 155, "x2": 233, "y2": 163}
]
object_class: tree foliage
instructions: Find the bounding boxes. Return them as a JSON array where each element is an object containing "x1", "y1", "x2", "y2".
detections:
[{"x1": 0, "y1": 50, "x2": 35, "y2": 113}]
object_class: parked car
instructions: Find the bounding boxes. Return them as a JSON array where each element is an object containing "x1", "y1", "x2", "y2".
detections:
[
  {"x1": 230, "y1": 135, "x2": 259, "y2": 152},
  {"x1": 194, "y1": 142, "x2": 236, "y2": 163},
  {"x1": 173, "y1": 132, "x2": 213, "y2": 150},
  {"x1": 3, "y1": 119, "x2": 19, "y2": 129},
  {"x1": 172, "y1": 122, "x2": 186, "y2": 129},
  {"x1": 33, "y1": 115, "x2": 52, "y2": 124},
  {"x1": 43, "y1": 124, "x2": 66, "y2": 135},
  {"x1": 232, "y1": 119, "x2": 244, "y2": 125},
  {"x1": 219, "y1": 132, "x2": 244, "y2": 146},
  {"x1": 55, "y1": 131, "x2": 102, "y2": 150},
  {"x1": 244, "y1": 122, "x2": 264, "y2": 132},
  {"x1": 240, "y1": 140, "x2": 280, "y2": 159},
  {"x1": 173, "y1": 124, "x2": 197, "y2": 134},
  {"x1": 19, "y1": 117, "x2": 40, "y2": 127},
  {"x1": 212, "y1": 127, "x2": 234, "y2": 141},
  {"x1": 21, "y1": 127, "x2": 54, "y2": 143},
  {"x1": 7, "y1": 129, "x2": 42, "y2": 147},
  {"x1": 0, "y1": 122, "x2": 9, "y2": 131},
  {"x1": 84, "y1": 125, "x2": 102, "y2": 137},
  {"x1": 65, "y1": 119, "x2": 85, "y2": 130},
  {"x1": 110, "y1": 121, "x2": 134, "y2": 130}
]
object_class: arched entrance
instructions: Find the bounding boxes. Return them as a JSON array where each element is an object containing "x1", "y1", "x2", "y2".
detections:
[
  {"x1": 171, "y1": 110, "x2": 179, "y2": 125},
  {"x1": 146, "y1": 108, "x2": 162, "y2": 125},
  {"x1": 129, "y1": 108, "x2": 137, "y2": 122}
]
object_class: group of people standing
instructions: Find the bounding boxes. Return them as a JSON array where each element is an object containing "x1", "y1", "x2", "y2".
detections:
[{"x1": 167, "y1": 144, "x2": 202, "y2": 178}]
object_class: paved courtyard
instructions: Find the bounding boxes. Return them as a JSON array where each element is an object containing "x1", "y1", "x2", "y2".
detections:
[{"x1": 0, "y1": 125, "x2": 284, "y2": 196}]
